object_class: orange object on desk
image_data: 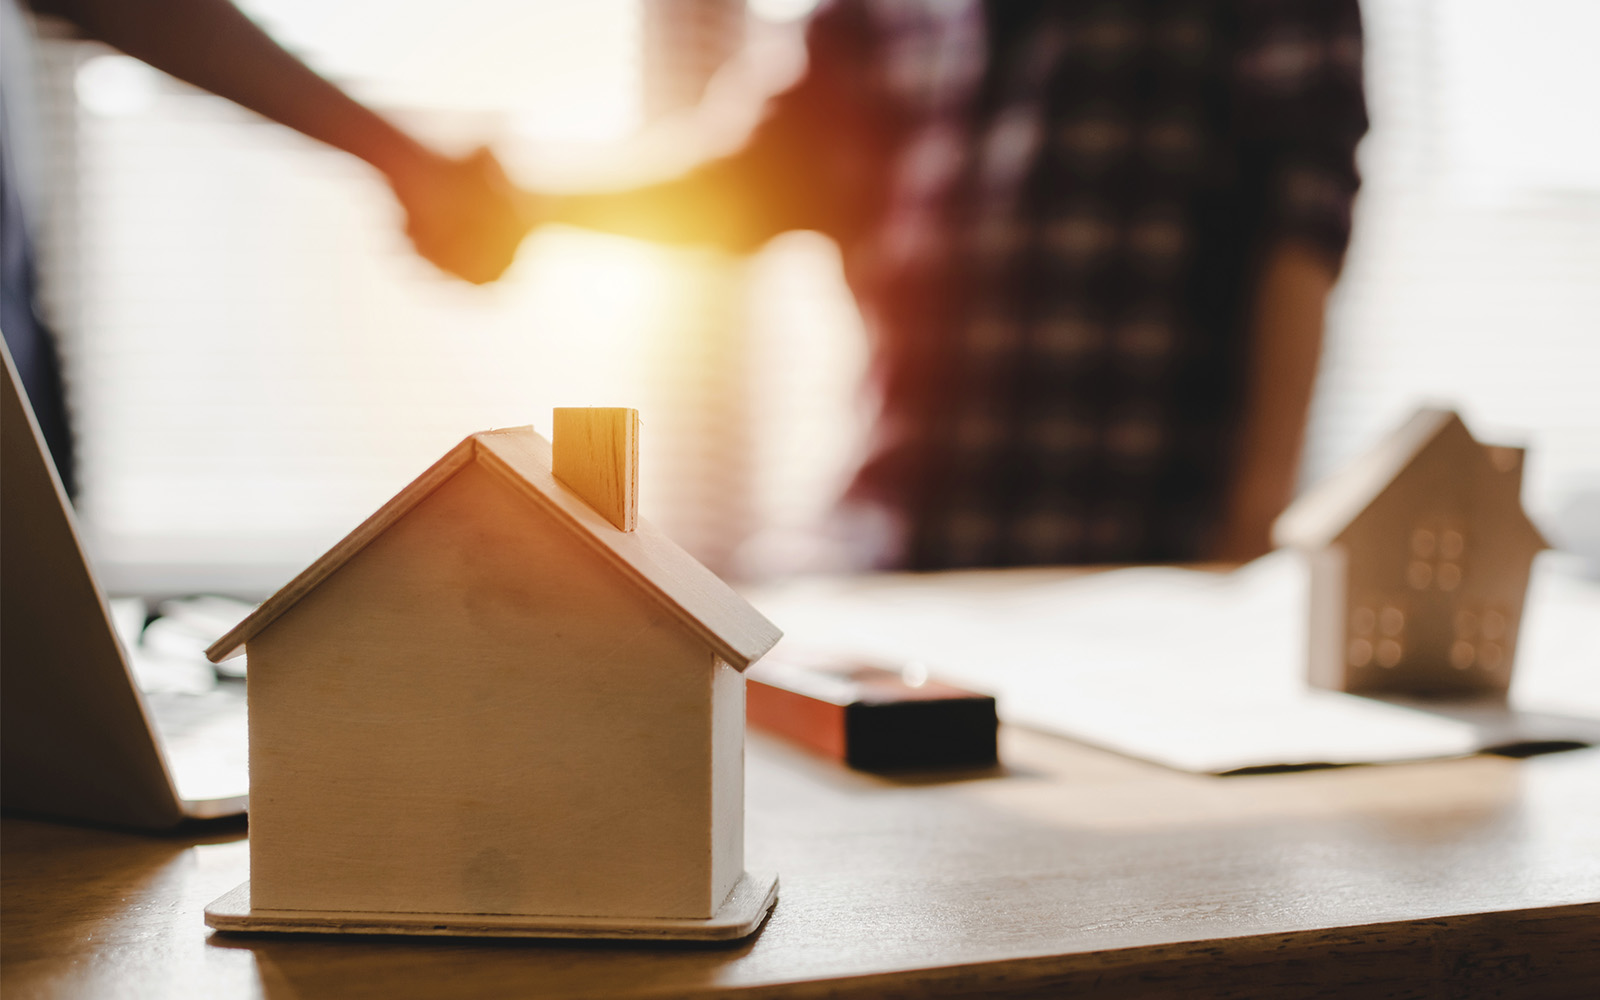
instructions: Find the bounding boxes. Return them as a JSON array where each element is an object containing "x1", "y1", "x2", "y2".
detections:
[{"x1": 746, "y1": 648, "x2": 998, "y2": 770}]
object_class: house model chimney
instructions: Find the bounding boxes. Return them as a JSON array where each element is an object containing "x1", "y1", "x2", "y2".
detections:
[{"x1": 552, "y1": 408, "x2": 639, "y2": 532}]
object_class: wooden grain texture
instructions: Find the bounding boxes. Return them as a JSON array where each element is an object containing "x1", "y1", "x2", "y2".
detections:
[
  {"x1": 203, "y1": 873, "x2": 778, "y2": 942},
  {"x1": 208, "y1": 427, "x2": 780, "y2": 670},
  {"x1": 247, "y1": 462, "x2": 742, "y2": 920},
  {"x1": 205, "y1": 439, "x2": 476, "y2": 661},
  {"x1": 710, "y1": 657, "x2": 745, "y2": 908},
  {"x1": 474, "y1": 429, "x2": 781, "y2": 668},
  {"x1": 6, "y1": 731, "x2": 1599, "y2": 1000},
  {"x1": 552, "y1": 408, "x2": 639, "y2": 532}
]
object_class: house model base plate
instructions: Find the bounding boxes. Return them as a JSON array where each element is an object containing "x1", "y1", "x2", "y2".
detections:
[{"x1": 204, "y1": 871, "x2": 779, "y2": 942}]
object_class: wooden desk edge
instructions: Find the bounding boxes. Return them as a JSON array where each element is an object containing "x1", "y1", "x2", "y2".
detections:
[{"x1": 709, "y1": 901, "x2": 1600, "y2": 1000}]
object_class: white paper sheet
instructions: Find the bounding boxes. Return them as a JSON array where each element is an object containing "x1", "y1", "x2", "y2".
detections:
[{"x1": 747, "y1": 552, "x2": 1600, "y2": 773}]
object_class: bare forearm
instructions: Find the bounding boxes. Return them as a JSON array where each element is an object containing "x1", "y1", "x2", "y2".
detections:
[
  {"x1": 32, "y1": 0, "x2": 430, "y2": 180},
  {"x1": 538, "y1": 152, "x2": 796, "y2": 254},
  {"x1": 536, "y1": 67, "x2": 882, "y2": 252},
  {"x1": 1216, "y1": 241, "x2": 1335, "y2": 562}
]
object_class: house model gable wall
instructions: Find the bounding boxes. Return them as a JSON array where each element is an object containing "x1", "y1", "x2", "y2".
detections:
[
  {"x1": 208, "y1": 428, "x2": 782, "y2": 671},
  {"x1": 247, "y1": 459, "x2": 743, "y2": 920},
  {"x1": 1284, "y1": 410, "x2": 1547, "y2": 700},
  {"x1": 471, "y1": 429, "x2": 780, "y2": 667}
]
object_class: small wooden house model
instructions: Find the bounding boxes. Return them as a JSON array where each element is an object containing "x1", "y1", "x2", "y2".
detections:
[
  {"x1": 203, "y1": 409, "x2": 782, "y2": 940},
  {"x1": 1273, "y1": 408, "x2": 1548, "y2": 701}
]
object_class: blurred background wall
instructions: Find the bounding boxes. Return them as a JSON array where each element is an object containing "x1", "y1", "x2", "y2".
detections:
[{"x1": 23, "y1": 0, "x2": 1600, "y2": 597}]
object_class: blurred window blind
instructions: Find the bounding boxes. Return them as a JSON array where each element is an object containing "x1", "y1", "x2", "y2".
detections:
[
  {"x1": 37, "y1": 0, "x2": 1597, "y2": 598},
  {"x1": 1305, "y1": 0, "x2": 1600, "y2": 543}
]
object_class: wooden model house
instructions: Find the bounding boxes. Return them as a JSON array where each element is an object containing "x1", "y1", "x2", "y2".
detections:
[
  {"x1": 1273, "y1": 408, "x2": 1548, "y2": 701},
  {"x1": 203, "y1": 409, "x2": 782, "y2": 940}
]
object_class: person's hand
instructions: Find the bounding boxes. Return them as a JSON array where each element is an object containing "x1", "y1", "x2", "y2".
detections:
[{"x1": 386, "y1": 146, "x2": 531, "y2": 284}]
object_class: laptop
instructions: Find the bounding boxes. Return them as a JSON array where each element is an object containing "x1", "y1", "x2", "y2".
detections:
[{"x1": 2, "y1": 337, "x2": 248, "y2": 829}]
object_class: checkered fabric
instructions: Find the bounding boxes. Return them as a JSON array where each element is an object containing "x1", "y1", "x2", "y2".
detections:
[{"x1": 723, "y1": 0, "x2": 1367, "y2": 568}]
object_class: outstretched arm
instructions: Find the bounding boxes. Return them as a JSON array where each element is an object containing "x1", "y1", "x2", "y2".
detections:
[
  {"x1": 530, "y1": 0, "x2": 896, "y2": 255},
  {"x1": 31, "y1": 0, "x2": 526, "y2": 283}
]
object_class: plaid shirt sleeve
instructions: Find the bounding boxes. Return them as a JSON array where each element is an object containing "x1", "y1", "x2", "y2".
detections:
[{"x1": 1232, "y1": 0, "x2": 1369, "y2": 265}]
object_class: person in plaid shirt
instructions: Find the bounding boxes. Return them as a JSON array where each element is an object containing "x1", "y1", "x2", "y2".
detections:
[{"x1": 545, "y1": 0, "x2": 1368, "y2": 570}]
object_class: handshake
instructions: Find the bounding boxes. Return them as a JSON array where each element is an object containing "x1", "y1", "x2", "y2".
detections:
[{"x1": 382, "y1": 145, "x2": 544, "y2": 286}]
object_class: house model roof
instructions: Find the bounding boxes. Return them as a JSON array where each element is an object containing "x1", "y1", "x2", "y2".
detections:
[
  {"x1": 207, "y1": 426, "x2": 782, "y2": 668},
  {"x1": 1272, "y1": 407, "x2": 1548, "y2": 550}
]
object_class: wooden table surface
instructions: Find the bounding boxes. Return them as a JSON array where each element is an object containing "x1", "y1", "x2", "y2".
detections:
[{"x1": 5, "y1": 728, "x2": 1600, "y2": 999}]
